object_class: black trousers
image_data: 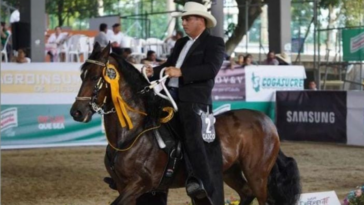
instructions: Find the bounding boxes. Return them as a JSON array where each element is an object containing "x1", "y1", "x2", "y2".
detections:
[
  {"x1": 178, "y1": 101, "x2": 224, "y2": 205},
  {"x1": 136, "y1": 101, "x2": 224, "y2": 205}
]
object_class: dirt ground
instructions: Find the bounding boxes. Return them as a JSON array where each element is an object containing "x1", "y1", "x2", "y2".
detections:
[{"x1": 2, "y1": 142, "x2": 364, "y2": 205}]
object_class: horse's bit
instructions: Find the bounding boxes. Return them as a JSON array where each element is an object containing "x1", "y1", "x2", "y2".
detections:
[{"x1": 76, "y1": 59, "x2": 115, "y2": 115}]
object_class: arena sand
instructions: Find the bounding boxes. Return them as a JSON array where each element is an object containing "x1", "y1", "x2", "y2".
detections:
[{"x1": 2, "y1": 142, "x2": 364, "y2": 205}]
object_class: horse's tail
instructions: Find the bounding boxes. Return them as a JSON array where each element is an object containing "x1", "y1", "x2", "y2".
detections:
[{"x1": 267, "y1": 149, "x2": 301, "y2": 205}]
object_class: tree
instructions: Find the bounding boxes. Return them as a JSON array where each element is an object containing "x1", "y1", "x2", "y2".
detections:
[
  {"x1": 319, "y1": 0, "x2": 341, "y2": 50},
  {"x1": 225, "y1": 0, "x2": 267, "y2": 55},
  {"x1": 46, "y1": 0, "x2": 99, "y2": 26},
  {"x1": 342, "y1": 0, "x2": 364, "y2": 27},
  {"x1": 176, "y1": 0, "x2": 267, "y2": 55}
]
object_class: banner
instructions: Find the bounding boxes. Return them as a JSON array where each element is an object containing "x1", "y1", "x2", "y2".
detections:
[
  {"x1": 1, "y1": 63, "x2": 82, "y2": 104},
  {"x1": 212, "y1": 61, "x2": 245, "y2": 101},
  {"x1": 0, "y1": 105, "x2": 106, "y2": 149},
  {"x1": 276, "y1": 91, "x2": 347, "y2": 143},
  {"x1": 245, "y1": 66, "x2": 306, "y2": 102},
  {"x1": 1, "y1": 63, "x2": 277, "y2": 149},
  {"x1": 346, "y1": 91, "x2": 364, "y2": 146},
  {"x1": 342, "y1": 28, "x2": 364, "y2": 61},
  {"x1": 297, "y1": 191, "x2": 341, "y2": 205}
]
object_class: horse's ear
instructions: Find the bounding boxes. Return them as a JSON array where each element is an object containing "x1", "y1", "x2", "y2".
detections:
[
  {"x1": 93, "y1": 42, "x2": 102, "y2": 54},
  {"x1": 100, "y1": 42, "x2": 111, "y2": 59}
]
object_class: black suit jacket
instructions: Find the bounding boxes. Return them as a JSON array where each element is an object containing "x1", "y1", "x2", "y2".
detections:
[{"x1": 154, "y1": 30, "x2": 225, "y2": 105}]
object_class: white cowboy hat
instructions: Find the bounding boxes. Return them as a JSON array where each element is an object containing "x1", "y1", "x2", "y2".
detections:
[
  {"x1": 276, "y1": 52, "x2": 291, "y2": 64},
  {"x1": 178, "y1": 2, "x2": 217, "y2": 28}
]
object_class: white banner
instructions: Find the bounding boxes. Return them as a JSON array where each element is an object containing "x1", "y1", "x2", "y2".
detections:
[
  {"x1": 1, "y1": 63, "x2": 82, "y2": 105},
  {"x1": 347, "y1": 91, "x2": 364, "y2": 146},
  {"x1": 245, "y1": 66, "x2": 306, "y2": 102},
  {"x1": 297, "y1": 191, "x2": 341, "y2": 205}
]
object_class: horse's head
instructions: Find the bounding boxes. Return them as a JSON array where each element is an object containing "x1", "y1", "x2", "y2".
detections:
[{"x1": 70, "y1": 42, "x2": 112, "y2": 122}]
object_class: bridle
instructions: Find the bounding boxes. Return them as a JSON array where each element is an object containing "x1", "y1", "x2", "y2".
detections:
[{"x1": 76, "y1": 59, "x2": 115, "y2": 115}]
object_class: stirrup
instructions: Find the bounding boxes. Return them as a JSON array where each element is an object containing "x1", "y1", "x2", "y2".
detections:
[{"x1": 186, "y1": 177, "x2": 208, "y2": 199}]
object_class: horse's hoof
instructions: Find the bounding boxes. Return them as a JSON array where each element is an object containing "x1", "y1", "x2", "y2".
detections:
[{"x1": 103, "y1": 177, "x2": 117, "y2": 190}]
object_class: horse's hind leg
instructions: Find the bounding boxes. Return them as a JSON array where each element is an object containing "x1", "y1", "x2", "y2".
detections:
[
  {"x1": 223, "y1": 164, "x2": 255, "y2": 205},
  {"x1": 111, "y1": 195, "x2": 123, "y2": 205},
  {"x1": 239, "y1": 144, "x2": 279, "y2": 205}
]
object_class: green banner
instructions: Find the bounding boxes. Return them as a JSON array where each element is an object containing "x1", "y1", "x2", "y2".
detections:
[
  {"x1": 1, "y1": 105, "x2": 106, "y2": 148},
  {"x1": 1, "y1": 102, "x2": 275, "y2": 149},
  {"x1": 342, "y1": 28, "x2": 364, "y2": 61}
]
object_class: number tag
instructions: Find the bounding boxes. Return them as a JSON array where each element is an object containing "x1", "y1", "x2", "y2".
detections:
[{"x1": 200, "y1": 111, "x2": 216, "y2": 143}]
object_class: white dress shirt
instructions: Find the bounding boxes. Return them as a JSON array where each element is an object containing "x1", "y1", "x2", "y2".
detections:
[
  {"x1": 168, "y1": 35, "x2": 200, "y2": 88},
  {"x1": 107, "y1": 30, "x2": 125, "y2": 47}
]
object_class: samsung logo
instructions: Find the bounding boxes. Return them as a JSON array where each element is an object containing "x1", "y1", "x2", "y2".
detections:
[{"x1": 287, "y1": 111, "x2": 335, "y2": 124}]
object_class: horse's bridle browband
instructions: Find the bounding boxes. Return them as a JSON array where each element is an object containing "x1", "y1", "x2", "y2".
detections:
[
  {"x1": 76, "y1": 59, "x2": 115, "y2": 115},
  {"x1": 85, "y1": 59, "x2": 106, "y2": 67}
]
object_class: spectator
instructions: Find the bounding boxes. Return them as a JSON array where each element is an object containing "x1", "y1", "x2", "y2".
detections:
[
  {"x1": 236, "y1": 54, "x2": 244, "y2": 66},
  {"x1": 276, "y1": 52, "x2": 291, "y2": 65},
  {"x1": 10, "y1": 7, "x2": 20, "y2": 24},
  {"x1": 126, "y1": 55, "x2": 137, "y2": 64},
  {"x1": 244, "y1": 54, "x2": 256, "y2": 66},
  {"x1": 122, "y1": 48, "x2": 132, "y2": 59},
  {"x1": 308, "y1": 81, "x2": 317, "y2": 90},
  {"x1": 1, "y1": 22, "x2": 11, "y2": 61},
  {"x1": 14, "y1": 48, "x2": 31, "y2": 63},
  {"x1": 1, "y1": 22, "x2": 10, "y2": 47},
  {"x1": 263, "y1": 50, "x2": 279, "y2": 65},
  {"x1": 107, "y1": 23, "x2": 125, "y2": 55},
  {"x1": 141, "y1": 50, "x2": 165, "y2": 65},
  {"x1": 94, "y1": 23, "x2": 109, "y2": 48},
  {"x1": 165, "y1": 30, "x2": 184, "y2": 54},
  {"x1": 45, "y1": 26, "x2": 69, "y2": 62}
]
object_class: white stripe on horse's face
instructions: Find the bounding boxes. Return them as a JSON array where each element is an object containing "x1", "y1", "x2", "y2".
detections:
[{"x1": 83, "y1": 70, "x2": 88, "y2": 79}]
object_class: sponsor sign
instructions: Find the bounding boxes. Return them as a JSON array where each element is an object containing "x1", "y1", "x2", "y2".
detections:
[
  {"x1": 346, "y1": 91, "x2": 364, "y2": 146},
  {"x1": 0, "y1": 63, "x2": 277, "y2": 149},
  {"x1": 1, "y1": 63, "x2": 82, "y2": 104},
  {"x1": 276, "y1": 91, "x2": 347, "y2": 143},
  {"x1": 212, "y1": 61, "x2": 245, "y2": 101},
  {"x1": 1, "y1": 107, "x2": 18, "y2": 136},
  {"x1": 38, "y1": 116, "x2": 65, "y2": 130},
  {"x1": 343, "y1": 28, "x2": 364, "y2": 61},
  {"x1": 245, "y1": 66, "x2": 306, "y2": 102},
  {"x1": 0, "y1": 105, "x2": 106, "y2": 149},
  {"x1": 297, "y1": 191, "x2": 341, "y2": 205}
]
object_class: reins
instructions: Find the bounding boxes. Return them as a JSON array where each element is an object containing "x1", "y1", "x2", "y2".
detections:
[{"x1": 76, "y1": 58, "x2": 174, "y2": 152}]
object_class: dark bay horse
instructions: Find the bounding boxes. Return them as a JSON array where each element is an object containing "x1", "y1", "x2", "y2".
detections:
[{"x1": 70, "y1": 43, "x2": 301, "y2": 205}]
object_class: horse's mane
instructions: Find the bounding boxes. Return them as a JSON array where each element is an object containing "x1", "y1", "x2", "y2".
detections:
[{"x1": 83, "y1": 51, "x2": 167, "y2": 126}]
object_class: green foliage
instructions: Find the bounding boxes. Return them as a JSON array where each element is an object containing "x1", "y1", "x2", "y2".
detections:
[
  {"x1": 342, "y1": 0, "x2": 364, "y2": 27},
  {"x1": 319, "y1": 0, "x2": 341, "y2": 8},
  {"x1": 46, "y1": 0, "x2": 99, "y2": 26},
  {"x1": 173, "y1": 0, "x2": 206, "y2": 5}
]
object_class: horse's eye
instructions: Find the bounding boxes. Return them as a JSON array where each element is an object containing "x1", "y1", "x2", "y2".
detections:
[{"x1": 91, "y1": 76, "x2": 99, "y2": 81}]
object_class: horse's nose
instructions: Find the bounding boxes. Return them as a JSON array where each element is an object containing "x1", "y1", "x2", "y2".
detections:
[{"x1": 70, "y1": 108, "x2": 83, "y2": 121}]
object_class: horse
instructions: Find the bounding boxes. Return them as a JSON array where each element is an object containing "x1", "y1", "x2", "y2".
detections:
[{"x1": 70, "y1": 43, "x2": 301, "y2": 205}]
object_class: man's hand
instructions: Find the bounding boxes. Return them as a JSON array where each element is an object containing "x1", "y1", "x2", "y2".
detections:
[
  {"x1": 165, "y1": 67, "x2": 182, "y2": 78},
  {"x1": 144, "y1": 64, "x2": 154, "y2": 77}
]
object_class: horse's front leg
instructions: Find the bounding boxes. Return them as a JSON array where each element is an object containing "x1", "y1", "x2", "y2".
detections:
[{"x1": 113, "y1": 182, "x2": 146, "y2": 205}]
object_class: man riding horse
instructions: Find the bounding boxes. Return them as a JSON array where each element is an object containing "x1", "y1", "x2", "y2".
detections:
[
  {"x1": 147, "y1": 2, "x2": 226, "y2": 205},
  {"x1": 71, "y1": 1, "x2": 301, "y2": 205}
]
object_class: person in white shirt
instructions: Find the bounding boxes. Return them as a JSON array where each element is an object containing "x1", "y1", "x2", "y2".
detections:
[
  {"x1": 94, "y1": 23, "x2": 109, "y2": 48},
  {"x1": 165, "y1": 30, "x2": 184, "y2": 55},
  {"x1": 10, "y1": 9, "x2": 20, "y2": 24},
  {"x1": 107, "y1": 23, "x2": 125, "y2": 55},
  {"x1": 45, "y1": 26, "x2": 69, "y2": 62},
  {"x1": 14, "y1": 48, "x2": 31, "y2": 63}
]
